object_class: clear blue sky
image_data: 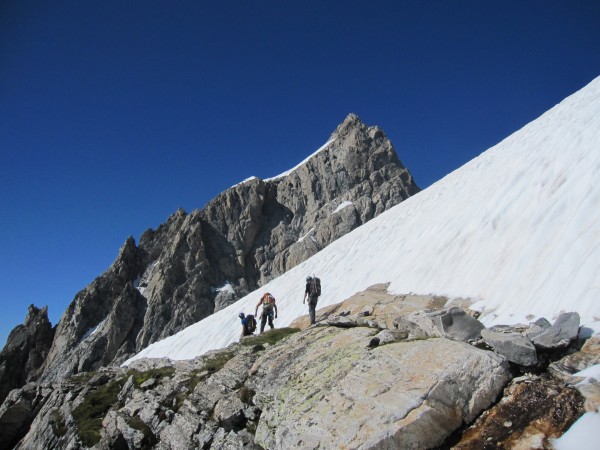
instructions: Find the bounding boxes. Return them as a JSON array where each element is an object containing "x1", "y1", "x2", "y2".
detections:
[{"x1": 1, "y1": 1, "x2": 599, "y2": 346}]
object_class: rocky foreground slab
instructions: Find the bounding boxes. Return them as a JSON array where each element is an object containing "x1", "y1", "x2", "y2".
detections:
[{"x1": 1, "y1": 285, "x2": 597, "y2": 449}]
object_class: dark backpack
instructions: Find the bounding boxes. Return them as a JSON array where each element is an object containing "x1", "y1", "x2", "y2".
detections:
[
  {"x1": 246, "y1": 315, "x2": 257, "y2": 333},
  {"x1": 309, "y1": 277, "x2": 321, "y2": 296}
]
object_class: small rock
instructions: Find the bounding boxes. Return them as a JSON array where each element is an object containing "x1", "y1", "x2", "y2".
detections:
[{"x1": 367, "y1": 337, "x2": 380, "y2": 348}]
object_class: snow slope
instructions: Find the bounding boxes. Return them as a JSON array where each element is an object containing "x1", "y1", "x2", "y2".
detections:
[{"x1": 126, "y1": 76, "x2": 600, "y2": 365}]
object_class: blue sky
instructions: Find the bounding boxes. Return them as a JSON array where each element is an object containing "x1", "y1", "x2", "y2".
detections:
[{"x1": 1, "y1": 1, "x2": 599, "y2": 346}]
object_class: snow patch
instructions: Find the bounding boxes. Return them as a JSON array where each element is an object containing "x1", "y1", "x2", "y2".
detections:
[
  {"x1": 215, "y1": 282, "x2": 235, "y2": 294},
  {"x1": 231, "y1": 176, "x2": 258, "y2": 189},
  {"x1": 573, "y1": 364, "x2": 600, "y2": 386},
  {"x1": 333, "y1": 201, "x2": 353, "y2": 214},
  {"x1": 298, "y1": 228, "x2": 315, "y2": 242},
  {"x1": 81, "y1": 319, "x2": 107, "y2": 341},
  {"x1": 135, "y1": 261, "x2": 159, "y2": 296},
  {"x1": 552, "y1": 409, "x2": 600, "y2": 450}
]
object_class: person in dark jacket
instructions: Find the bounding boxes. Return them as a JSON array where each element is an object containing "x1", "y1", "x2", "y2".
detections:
[
  {"x1": 303, "y1": 275, "x2": 321, "y2": 325},
  {"x1": 239, "y1": 312, "x2": 256, "y2": 339}
]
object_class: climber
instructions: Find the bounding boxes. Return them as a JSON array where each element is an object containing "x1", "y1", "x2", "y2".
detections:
[
  {"x1": 239, "y1": 312, "x2": 256, "y2": 339},
  {"x1": 303, "y1": 275, "x2": 321, "y2": 325},
  {"x1": 255, "y1": 292, "x2": 277, "y2": 333}
]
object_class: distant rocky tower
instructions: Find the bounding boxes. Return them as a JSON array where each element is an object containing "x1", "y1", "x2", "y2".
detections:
[
  {"x1": 0, "y1": 305, "x2": 55, "y2": 405},
  {"x1": 9, "y1": 113, "x2": 419, "y2": 383}
]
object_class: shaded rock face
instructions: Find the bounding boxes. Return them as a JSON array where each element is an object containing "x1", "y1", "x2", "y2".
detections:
[
  {"x1": 32, "y1": 113, "x2": 420, "y2": 382},
  {"x1": 40, "y1": 238, "x2": 146, "y2": 382},
  {"x1": 0, "y1": 382, "x2": 52, "y2": 450},
  {"x1": 0, "y1": 305, "x2": 55, "y2": 405}
]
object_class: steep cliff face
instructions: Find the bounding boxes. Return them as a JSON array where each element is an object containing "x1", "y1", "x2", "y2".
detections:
[
  {"x1": 34, "y1": 113, "x2": 419, "y2": 382},
  {"x1": 0, "y1": 305, "x2": 55, "y2": 405}
]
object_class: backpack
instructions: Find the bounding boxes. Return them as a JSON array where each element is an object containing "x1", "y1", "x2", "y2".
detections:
[
  {"x1": 246, "y1": 314, "x2": 257, "y2": 333},
  {"x1": 262, "y1": 293, "x2": 276, "y2": 308},
  {"x1": 309, "y1": 277, "x2": 321, "y2": 296}
]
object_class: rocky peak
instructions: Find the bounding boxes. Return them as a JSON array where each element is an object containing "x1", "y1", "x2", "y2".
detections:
[
  {"x1": 10, "y1": 114, "x2": 421, "y2": 383},
  {"x1": 331, "y1": 112, "x2": 363, "y2": 136},
  {"x1": 0, "y1": 304, "x2": 55, "y2": 405}
]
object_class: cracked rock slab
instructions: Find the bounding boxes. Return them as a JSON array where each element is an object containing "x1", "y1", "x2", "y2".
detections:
[{"x1": 250, "y1": 325, "x2": 511, "y2": 449}]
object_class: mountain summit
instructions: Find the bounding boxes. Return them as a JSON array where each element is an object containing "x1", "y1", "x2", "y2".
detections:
[{"x1": 0, "y1": 113, "x2": 419, "y2": 389}]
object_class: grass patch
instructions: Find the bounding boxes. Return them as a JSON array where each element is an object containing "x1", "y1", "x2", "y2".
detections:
[
  {"x1": 127, "y1": 367, "x2": 176, "y2": 389},
  {"x1": 241, "y1": 327, "x2": 300, "y2": 347},
  {"x1": 73, "y1": 378, "x2": 126, "y2": 447},
  {"x1": 69, "y1": 371, "x2": 97, "y2": 384},
  {"x1": 203, "y1": 351, "x2": 235, "y2": 374}
]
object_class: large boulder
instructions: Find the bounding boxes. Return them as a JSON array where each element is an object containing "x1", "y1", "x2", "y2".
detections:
[
  {"x1": 481, "y1": 329, "x2": 538, "y2": 366},
  {"x1": 433, "y1": 307, "x2": 485, "y2": 342},
  {"x1": 528, "y1": 312, "x2": 580, "y2": 350},
  {"x1": 250, "y1": 325, "x2": 511, "y2": 449}
]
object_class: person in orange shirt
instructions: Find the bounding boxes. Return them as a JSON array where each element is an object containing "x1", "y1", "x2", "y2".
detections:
[{"x1": 255, "y1": 292, "x2": 278, "y2": 333}]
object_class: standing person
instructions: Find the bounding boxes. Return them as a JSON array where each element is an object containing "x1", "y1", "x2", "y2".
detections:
[
  {"x1": 303, "y1": 275, "x2": 321, "y2": 325},
  {"x1": 255, "y1": 292, "x2": 277, "y2": 333}
]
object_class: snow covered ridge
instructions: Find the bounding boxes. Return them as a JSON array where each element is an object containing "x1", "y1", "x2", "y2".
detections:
[
  {"x1": 265, "y1": 139, "x2": 335, "y2": 181},
  {"x1": 125, "y1": 76, "x2": 600, "y2": 366},
  {"x1": 229, "y1": 139, "x2": 336, "y2": 188}
]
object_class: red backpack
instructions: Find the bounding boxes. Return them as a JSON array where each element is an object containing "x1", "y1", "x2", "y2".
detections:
[{"x1": 262, "y1": 293, "x2": 276, "y2": 308}]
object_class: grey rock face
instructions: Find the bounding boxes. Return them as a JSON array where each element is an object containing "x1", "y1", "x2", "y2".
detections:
[
  {"x1": 0, "y1": 382, "x2": 58, "y2": 450},
  {"x1": 0, "y1": 305, "x2": 55, "y2": 405},
  {"x1": 529, "y1": 312, "x2": 581, "y2": 350},
  {"x1": 23, "y1": 113, "x2": 420, "y2": 382},
  {"x1": 481, "y1": 329, "x2": 538, "y2": 366}
]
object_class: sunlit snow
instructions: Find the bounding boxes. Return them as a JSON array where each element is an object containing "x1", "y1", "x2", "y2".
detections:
[
  {"x1": 266, "y1": 139, "x2": 336, "y2": 181},
  {"x1": 333, "y1": 201, "x2": 353, "y2": 214},
  {"x1": 81, "y1": 318, "x2": 107, "y2": 341},
  {"x1": 214, "y1": 282, "x2": 235, "y2": 294}
]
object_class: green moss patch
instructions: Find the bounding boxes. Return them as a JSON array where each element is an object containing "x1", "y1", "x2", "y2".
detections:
[
  {"x1": 127, "y1": 367, "x2": 176, "y2": 389},
  {"x1": 241, "y1": 327, "x2": 300, "y2": 347},
  {"x1": 203, "y1": 350, "x2": 235, "y2": 374},
  {"x1": 73, "y1": 378, "x2": 126, "y2": 447}
]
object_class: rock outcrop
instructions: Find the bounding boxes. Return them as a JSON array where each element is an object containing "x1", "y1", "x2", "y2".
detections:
[
  {"x1": 250, "y1": 327, "x2": 510, "y2": 449},
  {"x1": 4, "y1": 287, "x2": 594, "y2": 450},
  {"x1": 0, "y1": 305, "x2": 55, "y2": 405},
  {"x1": 29, "y1": 113, "x2": 419, "y2": 383}
]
